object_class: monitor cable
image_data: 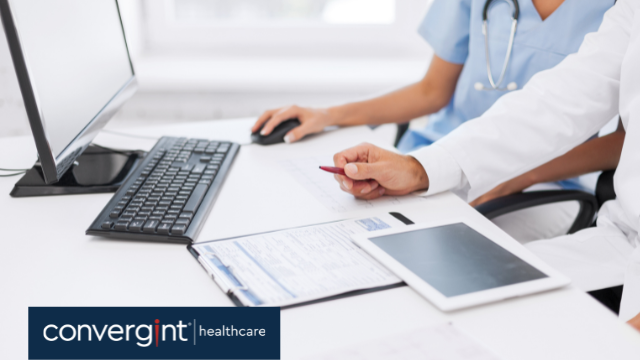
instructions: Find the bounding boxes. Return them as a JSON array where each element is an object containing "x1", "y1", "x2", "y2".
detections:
[{"x1": 0, "y1": 167, "x2": 29, "y2": 177}]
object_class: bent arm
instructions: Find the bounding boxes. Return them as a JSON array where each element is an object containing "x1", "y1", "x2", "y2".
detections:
[
  {"x1": 329, "y1": 56, "x2": 463, "y2": 126},
  {"x1": 471, "y1": 123, "x2": 625, "y2": 206},
  {"x1": 410, "y1": 0, "x2": 634, "y2": 201}
]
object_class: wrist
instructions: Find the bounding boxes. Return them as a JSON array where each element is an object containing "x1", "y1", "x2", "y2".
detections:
[{"x1": 405, "y1": 155, "x2": 429, "y2": 192}]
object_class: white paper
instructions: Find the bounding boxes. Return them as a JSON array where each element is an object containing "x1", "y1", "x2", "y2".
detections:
[
  {"x1": 305, "y1": 323, "x2": 501, "y2": 360},
  {"x1": 193, "y1": 214, "x2": 404, "y2": 307},
  {"x1": 280, "y1": 156, "x2": 427, "y2": 213}
]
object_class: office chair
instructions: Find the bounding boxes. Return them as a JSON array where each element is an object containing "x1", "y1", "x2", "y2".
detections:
[{"x1": 475, "y1": 170, "x2": 621, "y2": 313}]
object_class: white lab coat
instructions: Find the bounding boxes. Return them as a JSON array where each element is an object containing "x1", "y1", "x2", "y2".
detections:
[{"x1": 409, "y1": 0, "x2": 640, "y2": 321}]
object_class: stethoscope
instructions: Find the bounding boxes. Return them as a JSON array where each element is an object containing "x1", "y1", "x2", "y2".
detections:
[{"x1": 474, "y1": 0, "x2": 520, "y2": 92}]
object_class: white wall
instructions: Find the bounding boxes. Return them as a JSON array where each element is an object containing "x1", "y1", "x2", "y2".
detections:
[{"x1": 0, "y1": 0, "x2": 433, "y2": 138}]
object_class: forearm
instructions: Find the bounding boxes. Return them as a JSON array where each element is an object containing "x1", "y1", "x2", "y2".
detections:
[
  {"x1": 327, "y1": 55, "x2": 463, "y2": 127},
  {"x1": 328, "y1": 82, "x2": 450, "y2": 126},
  {"x1": 508, "y1": 130, "x2": 625, "y2": 189}
]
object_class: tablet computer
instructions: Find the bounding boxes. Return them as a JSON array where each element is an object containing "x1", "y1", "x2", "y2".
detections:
[{"x1": 352, "y1": 220, "x2": 570, "y2": 311}]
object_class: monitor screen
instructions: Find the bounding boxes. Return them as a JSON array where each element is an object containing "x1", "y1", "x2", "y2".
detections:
[{"x1": 9, "y1": 0, "x2": 133, "y2": 157}]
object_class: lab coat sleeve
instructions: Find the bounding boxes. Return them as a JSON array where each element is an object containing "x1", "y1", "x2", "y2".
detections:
[
  {"x1": 418, "y1": 0, "x2": 471, "y2": 64},
  {"x1": 408, "y1": 144, "x2": 467, "y2": 196},
  {"x1": 411, "y1": 0, "x2": 634, "y2": 201}
]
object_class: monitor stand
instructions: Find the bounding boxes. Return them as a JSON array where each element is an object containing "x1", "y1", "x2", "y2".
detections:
[{"x1": 10, "y1": 145, "x2": 146, "y2": 197}]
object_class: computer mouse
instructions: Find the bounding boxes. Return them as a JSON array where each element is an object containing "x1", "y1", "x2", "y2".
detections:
[{"x1": 251, "y1": 118, "x2": 301, "y2": 145}]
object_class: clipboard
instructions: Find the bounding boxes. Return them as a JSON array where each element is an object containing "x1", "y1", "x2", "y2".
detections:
[{"x1": 187, "y1": 212, "x2": 413, "y2": 309}]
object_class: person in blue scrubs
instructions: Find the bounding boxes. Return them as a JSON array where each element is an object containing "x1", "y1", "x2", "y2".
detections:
[
  {"x1": 253, "y1": 0, "x2": 615, "y2": 199},
  {"x1": 397, "y1": 0, "x2": 613, "y2": 152}
]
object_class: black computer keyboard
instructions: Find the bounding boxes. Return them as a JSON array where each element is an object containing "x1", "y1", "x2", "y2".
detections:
[{"x1": 87, "y1": 136, "x2": 239, "y2": 243}]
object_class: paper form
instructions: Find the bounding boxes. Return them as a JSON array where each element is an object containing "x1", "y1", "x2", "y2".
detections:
[
  {"x1": 280, "y1": 156, "x2": 427, "y2": 213},
  {"x1": 305, "y1": 323, "x2": 501, "y2": 360},
  {"x1": 192, "y1": 214, "x2": 404, "y2": 307}
]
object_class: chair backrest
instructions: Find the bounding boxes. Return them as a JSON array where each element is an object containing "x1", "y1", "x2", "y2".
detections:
[{"x1": 595, "y1": 169, "x2": 616, "y2": 209}]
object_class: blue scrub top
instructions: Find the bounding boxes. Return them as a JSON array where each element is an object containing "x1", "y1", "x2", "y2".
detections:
[{"x1": 397, "y1": 0, "x2": 614, "y2": 153}]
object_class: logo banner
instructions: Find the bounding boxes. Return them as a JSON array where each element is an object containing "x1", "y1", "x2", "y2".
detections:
[{"x1": 29, "y1": 307, "x2": 280, "y2": 359}]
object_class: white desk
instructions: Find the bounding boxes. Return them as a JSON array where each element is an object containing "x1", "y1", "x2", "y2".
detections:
[{"x1": 1, "y1": 118, "x2": 639, "y2": 359}]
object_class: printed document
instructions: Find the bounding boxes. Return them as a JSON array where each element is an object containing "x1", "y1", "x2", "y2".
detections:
[{"x1": 192, "y1": 214, "x2": 405, "y2": 307}]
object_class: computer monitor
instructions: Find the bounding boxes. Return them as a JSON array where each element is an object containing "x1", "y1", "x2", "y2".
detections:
[{"x1": 0, "y1": 0, "x2": 137, "y2": 191}]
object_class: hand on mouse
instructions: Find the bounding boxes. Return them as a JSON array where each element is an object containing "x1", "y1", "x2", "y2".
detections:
[
  {"x1": 252, "y1": 105, "x2": 335, "y2": 143},
  {"x1": 332, "y1": 143, "x2": 430, "y2": 200}
]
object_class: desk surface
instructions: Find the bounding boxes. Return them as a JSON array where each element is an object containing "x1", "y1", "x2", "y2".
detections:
[{"x1": 1, "y1": 118, "x2": 639, "y2": 359}]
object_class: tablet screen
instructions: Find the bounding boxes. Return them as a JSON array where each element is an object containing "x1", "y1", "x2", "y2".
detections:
[{"x1": 369, "y1": 223, "x2": 547, "y2": 297}]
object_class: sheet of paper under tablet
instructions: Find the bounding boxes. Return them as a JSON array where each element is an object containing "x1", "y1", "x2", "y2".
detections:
[
  {"x1": 304, "y1": 323, "x2": 501, "y2": 360},
  {"x1": 193, "y1": 214, "x2": 404, "y2": 307}
]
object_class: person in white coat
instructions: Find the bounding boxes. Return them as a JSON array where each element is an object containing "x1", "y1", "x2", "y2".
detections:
[{"x1": 330, "y1": 0, "x2": 640, "y2": 329}]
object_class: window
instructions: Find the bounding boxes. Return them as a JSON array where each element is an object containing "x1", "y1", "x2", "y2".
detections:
[
  {"x1": 140, "y1": 0, "x2": 432, "y2": 58},
  {"x1": 174, "y1": 0, "x2": 396, "y2": 25}
]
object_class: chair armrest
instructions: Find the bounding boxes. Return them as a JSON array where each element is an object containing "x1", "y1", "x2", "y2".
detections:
[{"x1": 474, "y1": 190, "x2": 598, "y2": 234}]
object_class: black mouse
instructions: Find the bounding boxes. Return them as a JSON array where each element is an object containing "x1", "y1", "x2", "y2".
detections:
[{"x1": 251, "y1": 118, "x2": 301, "y2": 145}]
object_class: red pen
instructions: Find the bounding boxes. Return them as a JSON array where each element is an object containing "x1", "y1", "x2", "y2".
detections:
[{"x1": 319, "y1": 166, "x2": 346, "y2": 176}]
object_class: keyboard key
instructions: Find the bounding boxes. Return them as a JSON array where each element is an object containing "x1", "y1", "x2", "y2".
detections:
[
  {"x1": 114, "y1": 221, "x2": 129, "y2": 231},
  {"x1": 101, "y1": 221, "x2": 113, "y2": 229},
  {"x1": 199, "y1": 156, "x2": 211, "y2": 162},
  {"x1": 143, "y1": 220, "x2": 159, "y2": 233},
  {"x1": 171, "y1": 224, "x2": 187, "y2": 235},
  {"x1": 183, "y1": 184, "x2": 208, "y2": 213},
  {"x1": 149, "y1": 216, "x2": 163, "y2": 221},
  {"x1": 175, "y1": 218, "x2": 190, "y2": 226},
  {"x1": 192, "y1": 164, "x2": 206, "y2": 174},
  {"x1": 129, "y1": 220, "x2": 144, "y2": 232},
  {"x1": 167, "y1": 209, "x2": 180, "y2": 215},
  {"x1": 179, "y1": 212, "x2": 193, "y2": 219},
  {"x1": 109, "y1": 210, "x2": 121, "y2": 218},
  {"x1": 157, "y1": 222, "x2": 172, "y2": 234},
  {"x1": 164, "y1": 214, "x2": 178, "y2": 220}
]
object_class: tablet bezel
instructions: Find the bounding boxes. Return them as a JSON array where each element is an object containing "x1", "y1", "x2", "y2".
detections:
[{"x1": 352, "y1": 218, "x2": 571, "y2": 311}]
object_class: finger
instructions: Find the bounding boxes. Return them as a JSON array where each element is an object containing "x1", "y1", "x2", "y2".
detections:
[
  {"x1": 260, "y1": 106, "x2": 300, "y2": 136},
  {"x1": 333, "y1": 143, "x2": 374, "y2": 168},
  {"x1": 339, "y1": 181, "x2": 385, "y2": 200},
  {"x1": 284, "y1": 122, "x2": 314, "y2": 143},
  {"x1": 353, "y1": 180, "x2": 379, "y2": 195},
  {"x1": 343, "y1": 161, "x2": 385, "y2": 181},
  {"x1": 252, "y1": 109, "x2": 277, "y2": 133},
  {"x1": 335, "y1": 174, "x2": 353, "y2": 190},
  {"x1": 355, "y1": 187, "x2": 386, "y2": 200}
]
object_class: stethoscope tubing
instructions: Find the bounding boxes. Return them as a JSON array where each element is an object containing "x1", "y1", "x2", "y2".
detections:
[{"x1": 476, "y1": 0, "x2": 520, "y2": 92}]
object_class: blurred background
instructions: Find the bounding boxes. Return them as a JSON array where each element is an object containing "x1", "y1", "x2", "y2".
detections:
[{"x1": 0, "y1": 0, "x2": 434, "y2": 138}]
